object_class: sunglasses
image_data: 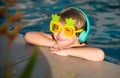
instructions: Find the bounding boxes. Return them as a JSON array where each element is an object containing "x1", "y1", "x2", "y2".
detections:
[{"x1": 50, "y1": 14, "x2": 83, "y2": 38}]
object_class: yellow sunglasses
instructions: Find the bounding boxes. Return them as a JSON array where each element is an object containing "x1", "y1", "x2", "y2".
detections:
[{"x1": 50, "y1": 14, "x2": 84, "y2": 37}]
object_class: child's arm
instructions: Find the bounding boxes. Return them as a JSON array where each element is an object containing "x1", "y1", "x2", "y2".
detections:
[
  {"x1": 24, "y1": 32, "x2": 56, "y2": 47},
  {"x1": 51, "y1": 47, "x2": 104, "y2": 62}
]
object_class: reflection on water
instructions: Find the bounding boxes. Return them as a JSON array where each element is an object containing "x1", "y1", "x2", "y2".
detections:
[{"x1": 16, "y1": 0, "x2": 120, "y2": 64}]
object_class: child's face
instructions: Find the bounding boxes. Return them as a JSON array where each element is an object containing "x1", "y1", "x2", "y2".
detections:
[{"x1": 53, "y1": 22, "x2": 77, "y2": 46}]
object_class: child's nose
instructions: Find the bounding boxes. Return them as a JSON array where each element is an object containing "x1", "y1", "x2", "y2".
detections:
[{"x1": 57, "y1": 29, "x2": 64, "y2": 37}]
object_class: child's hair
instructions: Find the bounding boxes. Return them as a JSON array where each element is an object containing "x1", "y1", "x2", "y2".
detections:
[{"x1": 58, "y1": 8, "x2": 86, "y2": 36}]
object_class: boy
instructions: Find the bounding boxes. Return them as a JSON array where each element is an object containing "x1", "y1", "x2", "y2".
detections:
[{"x1": 24, "y1": 7, "x2": 104, "y2": 62}]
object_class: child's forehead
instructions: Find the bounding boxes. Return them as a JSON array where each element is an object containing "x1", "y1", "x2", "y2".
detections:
[
  {"x1": 59, "y1": 20, "x2": 65, "y2": 27},
  {"x1": 59, "y1": 19, "x2": 65, "y2": 24}
]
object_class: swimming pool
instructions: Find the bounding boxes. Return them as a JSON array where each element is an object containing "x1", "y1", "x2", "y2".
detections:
[{"x1": 14, "y1": 0, "x2": 120, "y2": 65}]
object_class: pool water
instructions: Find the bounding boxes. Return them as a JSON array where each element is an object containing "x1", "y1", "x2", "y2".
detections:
[{"x1": 7, "y1": 0, "x2": 120, "y2": 64}]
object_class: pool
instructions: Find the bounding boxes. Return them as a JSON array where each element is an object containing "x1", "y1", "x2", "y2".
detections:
[{"x1": 9, "y1": 0, "x2": 120, "y2": 65}]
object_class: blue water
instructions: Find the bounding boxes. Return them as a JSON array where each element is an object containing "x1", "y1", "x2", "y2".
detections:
[{"x1": 4, "y1": 0, "x2": 120, "y2": 65}]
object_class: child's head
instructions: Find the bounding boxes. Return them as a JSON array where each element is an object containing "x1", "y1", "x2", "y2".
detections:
[
  {"x1": 50, "y1": 7, "x2": 90, "y2": 46},
  {"x1": 58, "y1": 8, "x2": 86, "y2": 31}
]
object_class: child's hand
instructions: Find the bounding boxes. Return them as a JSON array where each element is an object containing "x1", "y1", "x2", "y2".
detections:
[
  {"x1": 49, "y1": 43, "x2": 60, "y2": 51},
  {"x1": 49, "y1": 42, "x2": 70, "y2": 51},
  {"x1": 49, "y1": 43, "x2": 70, "y2": 56}
]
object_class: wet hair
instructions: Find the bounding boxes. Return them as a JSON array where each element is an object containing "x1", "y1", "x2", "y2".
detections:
[{"x1": 57, "y1": 8, "x2": 86, "y2": 36}]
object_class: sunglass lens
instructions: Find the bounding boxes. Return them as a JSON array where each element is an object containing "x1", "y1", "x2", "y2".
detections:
[
  {"x1": 64, "y1": 28, "x2": 73, "y2": 37},
  {"x1": 52, "y1": 24, "x2": 59, "y2": 33}
]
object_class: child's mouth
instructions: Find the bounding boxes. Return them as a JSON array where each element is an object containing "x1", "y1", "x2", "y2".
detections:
[{"x1": 57, "y1": 37, "x2": 66, "y2": 41}]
